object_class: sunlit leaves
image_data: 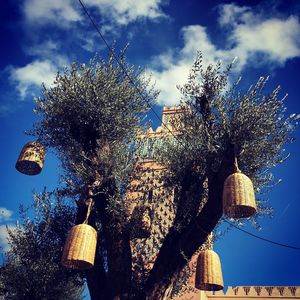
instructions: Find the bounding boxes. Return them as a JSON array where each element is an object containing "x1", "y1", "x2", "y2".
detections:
[{"x1": 31, "y1": 49, "x2": 158, "y2": 192}]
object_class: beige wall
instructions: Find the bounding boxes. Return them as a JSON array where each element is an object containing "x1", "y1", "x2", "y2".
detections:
[{"x1": 199, "y1": 287, "x2": 300, "y2": 299}]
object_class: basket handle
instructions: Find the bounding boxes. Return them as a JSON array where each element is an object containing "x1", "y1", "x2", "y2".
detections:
[{"x1": 83, "y1": 198, "x2": 93, "y2": 224}]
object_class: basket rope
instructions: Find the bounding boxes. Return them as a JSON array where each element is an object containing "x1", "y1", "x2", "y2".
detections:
[
  {"x1": 233, "y1": 144, "x2": 241, "y2": 173},
  {"x1": 206, "y1": 232, "x2": 213, "y2": 250},
  {"x1": 83, "y1": 198, "x2": 93, "y2": 225},
  {"x1": 233, "y1": 157, "x2": 241, "y2": 173}
]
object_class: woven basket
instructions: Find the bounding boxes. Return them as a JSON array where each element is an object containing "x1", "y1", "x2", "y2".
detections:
[
  {"x1": 15, "y1": 142, "x2": 45, "y2": 175},
  {"x1": 223, "y1": 172, "x2": 256, "y2": 218},
  {"x1": 195, "y1": 250, "x2": 224, "y2": 291},
  {"x1": 61, "y1": 224, "x2": 97, "y2": 270}
]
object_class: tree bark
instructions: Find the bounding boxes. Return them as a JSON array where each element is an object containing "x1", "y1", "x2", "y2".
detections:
[
  {"x1": 91, "y1": 180, "x2": 132, "y2": 300},
  {"x1": 84, "y1": 143, "x2": 235, "y2": 300},
  {"x1": 142, "y1": 145, "x2": 235, "y2": 299},
  {"x1": 87, "y1": 247, "x2": 111, "y2": 300}
]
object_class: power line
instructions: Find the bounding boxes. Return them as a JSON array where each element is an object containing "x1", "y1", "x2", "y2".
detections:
[
  {"x1": 77, "y1": 0, "x2": 184, "y2": 145},
  {"x1": 224, "y1": 220, "x2": 300, "y2": 250},
  {"x1": 77, "y1": 0, "x2": 300, "y2": 253}
]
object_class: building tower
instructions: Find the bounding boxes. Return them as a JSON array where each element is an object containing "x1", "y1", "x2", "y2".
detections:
[{"x1": 126, "y1": 106, "x2": 182, "y2": 286}]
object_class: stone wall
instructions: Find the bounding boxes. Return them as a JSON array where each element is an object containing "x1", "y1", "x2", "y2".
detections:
[{"x1": 200, "y1": 286, "x2": 300, "y2": 299}]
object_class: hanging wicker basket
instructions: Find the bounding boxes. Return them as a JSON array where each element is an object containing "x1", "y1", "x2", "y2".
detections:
[
  {"x1": 195, "y1": 249, "x2": 224, "y2": 291},
  {"x1": 61, "y1": 224, "x2": 97, "y2": 270},
  {"x1": 15, "y1": 142, "x2": 46, "y2": 175},
  {"x1": 223, "y1": 172, "x2": 256, "y2": 218}
]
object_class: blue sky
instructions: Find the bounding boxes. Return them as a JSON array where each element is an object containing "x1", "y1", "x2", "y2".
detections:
[{"x1": 1, "y1": 0, "x2": 300, "y2": 291}]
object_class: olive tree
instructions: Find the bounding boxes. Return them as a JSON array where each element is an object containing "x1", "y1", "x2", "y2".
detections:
[
  {"x1": 14, "y1": 50, "x2": 298, "y2": 299},
  {"x1": 150, "y1": 53, "x2": 298, "y2": 298}
]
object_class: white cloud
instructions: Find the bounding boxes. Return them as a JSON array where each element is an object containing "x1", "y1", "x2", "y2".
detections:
[
  {"x1": 25, "y1": 40, "x2": 59, "y2": 58},
  {"x1": 21, "y1": 0, "x2": 168, "y2": 64},
  {"x1": 150, "y1": 4, "x2": 300, "y2": 105},
  {"x1": 0, "y1": 224, "x2": 15, "y2": 251},
  {"x1": 9, "y1": 60, "x2": 59, "y2": 98},
  {"x1": 0, "y1": 207, "x2": 13, "y2": 222},
  {"x1": 231, "y1": 16, "x2": 300, "y2": 64},
  {"x1": 9, "y1": 44, "x2": 69, "y2": 99},
  {"x1": 23, "y1": 0, "x2": 82, "y2": 25},
  {"x1": 218, "y1": 3, "x2": 252, "y2": 27},
  {"x1": 85, "y1": 0, "x2": 166, "y2": 25},
  {"x1": 218, "y1": 4, "x2": 300, "y2": 65},
  {"x1": 17, "y1": 2, "x2": 300, "y2": 105},
  {"x1": 80, "y1": 34, "x2": 99, "y2": 53},
  {"x1": 10, "y1": 1, "x2": 166, "y2": 99},
  {"x1": 0, "y1": 208, "x2": 14, "y2": 251},
  {"x1": 149, "y1": 26, "x2": 227, "y2": 105},
  {"x1": 23, "y1": 0, "x2": 166, "y2": 27}
]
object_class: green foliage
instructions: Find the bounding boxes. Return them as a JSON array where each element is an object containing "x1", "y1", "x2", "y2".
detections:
[
  {"x1": 0, "y1": 191, "x2": 84, "y2": 300},
  {"x1": 153, "y1": 54, "x2": 299, "y2": 297},
  {"x1": 12, "y1": 50, "x2": 298, "y2": 299},
  {"x1": 162, "y1": 52, "x2": 299, "y2": 195},
  {"x1": 30, "y1": 49, "x2": 158, "y2": 193}
]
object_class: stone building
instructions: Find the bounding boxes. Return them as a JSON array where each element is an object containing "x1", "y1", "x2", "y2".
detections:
[{"x1": 126, "y1": 106, "x2": 179, "y2": 283}]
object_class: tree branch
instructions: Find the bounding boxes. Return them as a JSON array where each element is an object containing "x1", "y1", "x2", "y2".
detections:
[{"x1": 142, "y1": 144, "x2": 235, "y2": 299}]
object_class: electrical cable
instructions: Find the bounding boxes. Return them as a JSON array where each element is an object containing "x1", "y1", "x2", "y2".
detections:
[
  {"x1": 77, "y1": 0, "x2": 185, "y2": 145},
  {"x1": 224, "y1": 219, "x2": 300, "y2": 250},
  {"x1": 77, "y1": 0, "x2": 300, "y2": 253}
]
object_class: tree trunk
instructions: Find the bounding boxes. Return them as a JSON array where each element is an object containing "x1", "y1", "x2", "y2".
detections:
[
  {"x1": 86, "y1": 179, "x2": 132, "y2": 300},
  {"x1": 86, "y1": 145, "x2": 235, "y2": 300},
  {"x1": 141, "y1": 145, "x2": 235, "y2": 299},
  {"x1": 87, "y1": 254, "x2": 110, "y2": 300}
]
